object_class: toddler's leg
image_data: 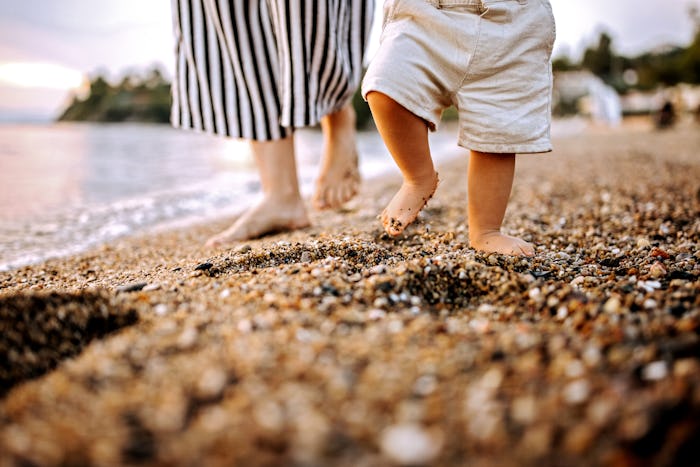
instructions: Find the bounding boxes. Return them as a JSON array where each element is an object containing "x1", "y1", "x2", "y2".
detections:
[
  {"x1": 366, "y1": 92, "x2": 439, "y2": 236},
  {"x1": 467, "y1": 151, "x2": 534, "y2": 256}
]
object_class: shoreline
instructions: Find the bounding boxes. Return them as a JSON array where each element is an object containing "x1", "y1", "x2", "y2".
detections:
[
  {"x1": 1, "y1": 123, "x2": 699, "y2": 466},
  {"x1": 0, "y1": 123, "x2": 462, "y2": 273}
]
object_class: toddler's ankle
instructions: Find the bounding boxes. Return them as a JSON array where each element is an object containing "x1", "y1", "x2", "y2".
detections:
[
  {"x1": 469, "y1": 230, "x2": 535, "y2": 256},
  {"x1": 469, "y1": 229, "x2": 501, "y2": 245},
  {"x1": 405, "y1": 170, "x2": 439, "y2": 190}
]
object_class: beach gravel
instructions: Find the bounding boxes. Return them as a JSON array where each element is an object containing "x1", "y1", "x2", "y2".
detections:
[{"x1": 0, "y1": 123, "x2": 699, "y2": 466}]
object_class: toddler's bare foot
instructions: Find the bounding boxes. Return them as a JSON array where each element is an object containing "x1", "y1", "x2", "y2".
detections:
[
  {"x1": 205, "y1": 197, "x2": 310, "y2": 247},
  {"x1": 313, "y1": 105, "x2": 361, "y2": 210},
  {"x1": 380, "y1": 172, "x2": 439, "y2": 237},
  {"x1": 470, "y1": 231, "x2": 535, "y2": 256}
]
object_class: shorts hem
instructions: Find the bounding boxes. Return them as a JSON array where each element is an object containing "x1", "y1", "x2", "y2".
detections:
[
  {"x1": 459, "y1": 139, "x2": 552, "y2": 154},
  {"x1": 362, "y1": 79, "x2": 440, "y2": 131}
]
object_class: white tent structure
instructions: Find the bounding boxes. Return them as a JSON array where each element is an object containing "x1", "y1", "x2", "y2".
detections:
[{"x1": 554, "y1": 71, "x2": 623, "y2": 126}]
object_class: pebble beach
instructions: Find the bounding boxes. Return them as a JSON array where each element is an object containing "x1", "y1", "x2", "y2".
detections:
[{"x1": 1, "y1": 121, "x2": 699, "y2": 466}]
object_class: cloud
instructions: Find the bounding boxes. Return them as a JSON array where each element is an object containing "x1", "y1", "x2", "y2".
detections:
[
  {"x1": 0, "y1": 1, "x2": 174, "y2": 76},
  {"x1": 0, "y1": 84, "x2": 70, "y2": 118},
  {"x1": 551, "y1": 0, "x2": 700, "y2": 57},
  {"x1": 0, "y1": 19, "x2": 80, "y2": 64},
  {"x1": 0, "y1": 63, "x2": 84, "y2": 89}
]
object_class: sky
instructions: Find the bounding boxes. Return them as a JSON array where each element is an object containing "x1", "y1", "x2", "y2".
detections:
[{"x1": 0, "y1": 0, "x2": 699, "y2": 120}]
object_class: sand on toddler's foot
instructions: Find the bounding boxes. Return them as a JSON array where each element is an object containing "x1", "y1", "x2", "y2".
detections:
[
  {"x1": 206, "y1": 197, "x2": 310, "y2": 247},
  {"x1": 380, "y1": 172, "x2": 439, "y2": 237},
  {"x1": 470, "y1": 231, "x2": 535, "y2": 256}
]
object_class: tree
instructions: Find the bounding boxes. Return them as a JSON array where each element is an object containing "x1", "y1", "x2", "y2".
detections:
[
  {"x1": 582, "y1": 33, "x2": 616, "y2": 83},
  {"x1": 552, "y1": 55, "x2": 578, "y2": 73},
  {"x1": 679, "y1": 28, "x2": 700, "y2": 83}
]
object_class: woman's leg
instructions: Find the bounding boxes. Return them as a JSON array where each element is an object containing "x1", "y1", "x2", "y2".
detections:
[
  {"x1": 206, "y1": 136, "x2": 310, "y2": 247},
  {"x1": 173, "y1": 0, "x2": 375, "y2": 246},
  {"x1": 269, "y1": 0, "x2": 373, "y2": 209},
  {"x1": 313, "y1": 103, "x2": 361, "y2": 209}
]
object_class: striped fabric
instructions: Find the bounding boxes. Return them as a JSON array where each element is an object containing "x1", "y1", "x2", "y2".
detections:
[{"x1": 171, "y1": 0, "x2": 375, "y2": 141}]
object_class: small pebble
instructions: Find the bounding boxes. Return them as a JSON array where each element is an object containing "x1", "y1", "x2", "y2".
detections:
[
  {"x1": 570, "y1": 276, "x2": 585, "y2": 287},
  {"x1": 380, "y1": 424, "x2": 442, "y2": 465},
  {"x1": 194, "y1": 262, "x2": 213, "y2": 271},
  {"x1": 197, "y1": 367, "x2": 227, "y2": 398},
  {"x1": 649, "y1": 262, "x2": 667, "y2": 278},
  {"x1": 557, "y1": 306, "x2": 569, "y2": 320},
  {"x1": 177, "y1": 327, "x2": 198, "y2": 349},
  {"x1": 511, "y1": 395, "x2": 537, "y2": 424},
  {"x1": 387, "y1": 320, "x2": 404, "y2": 334},
  {"x1": 649, "y1": 248, "x2": 670, "y2": 259},
  {"x1": 237, "y1": 319, "x2": 252, "y2": 333},
  {"x1": 637, "y1": 237, "x2": 651, "y2": 248},
  {"x1": 638, "y1": 280, "x2": 662, "y2": 293},
  {"x1": 413, "y1": 374, "x2": 438, "y2": 397},
  {"x1": 368, "y1": 309, "x2": 386, "y2": 320},
  {"x1": 565, "y1": 360, "x2": 586, "y2": 378},
  {"x1": 642, "y1": 361, "x2": 668, "y2": 381},
  {"x1": 477, "y1": 303, "x2": 497, "y2": 314},
  {"x1": 528, "y1": 288, "x2": 541, "y2": 299},
  {"x1": 602, "y1": 297, "x2": 621, "y2": 314},
  {"x1": 116, "y1": 282, "x2": 148, "y2": 293},
  {"x1": 153, "y1": 304, "x2": 169, "y2": 316},
  {"x1": 235, "y1": 244, "x2": 252, "y2": 254},
  {"x1": 563, "y1": 380, "x2": 591, "y2": 405}
]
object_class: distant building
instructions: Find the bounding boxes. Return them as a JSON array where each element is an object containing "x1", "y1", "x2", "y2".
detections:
[
  {"x1": 620, "y1": 90, "x2": 662, "y2": 115},
  {"x1": 674, "y1": 84, "x2": 700, "y2": 114},
  {"x1": 620, "y1": 84, "x2": 700, "y2": 117},
  {"x1": 553, "y1": 71, "x2": 622, "y2": 126}
]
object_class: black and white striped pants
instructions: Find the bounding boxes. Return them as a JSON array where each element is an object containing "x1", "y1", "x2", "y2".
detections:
[{"x1": 171, "y1": 0, "x2": 375, "y2": 141}]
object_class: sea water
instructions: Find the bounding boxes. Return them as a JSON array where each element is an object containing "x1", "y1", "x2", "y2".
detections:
[{"x1": 0, "y1": 122, "x2": 463, "y2": 271}]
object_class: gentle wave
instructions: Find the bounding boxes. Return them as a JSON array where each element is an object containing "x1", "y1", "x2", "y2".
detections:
[{"x1": 1, "y1": 122, "x2": 458, "y2": 271}]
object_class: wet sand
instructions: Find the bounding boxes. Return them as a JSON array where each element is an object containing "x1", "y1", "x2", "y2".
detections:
[{"x1": 1, "y1": 122, "x2": 699, "y2": 466}]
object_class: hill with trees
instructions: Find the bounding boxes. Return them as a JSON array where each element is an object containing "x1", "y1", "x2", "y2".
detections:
[{"x1": 58, "y1": 68, "x2": 171, "y2": 123}]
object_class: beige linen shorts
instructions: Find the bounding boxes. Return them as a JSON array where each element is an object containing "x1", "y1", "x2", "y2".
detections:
[{"x1": 362, "y1": 0, "x2": 556, "y2": 154}]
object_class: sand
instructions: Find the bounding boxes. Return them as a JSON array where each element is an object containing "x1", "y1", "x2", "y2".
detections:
[{"x1": 1, "y1": 121, "x2": 699, "y2": 466}]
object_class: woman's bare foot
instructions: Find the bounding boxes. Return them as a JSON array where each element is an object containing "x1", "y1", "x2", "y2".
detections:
[
  {"x1": 205, "y1": 196, "x2": 310, "y2": 247},
  {"x1": 312, "y1": 149, "x2": 360, "y2": 210},
  {"x1": 381, "y1": 172, "x2": 439, "y2": 237},
  {"x1": 313, "y1": 104, "x2": 361, "y2": 210},
  {"x1": 469, "y1": 231, "x2": 535, "y2": 256}
]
